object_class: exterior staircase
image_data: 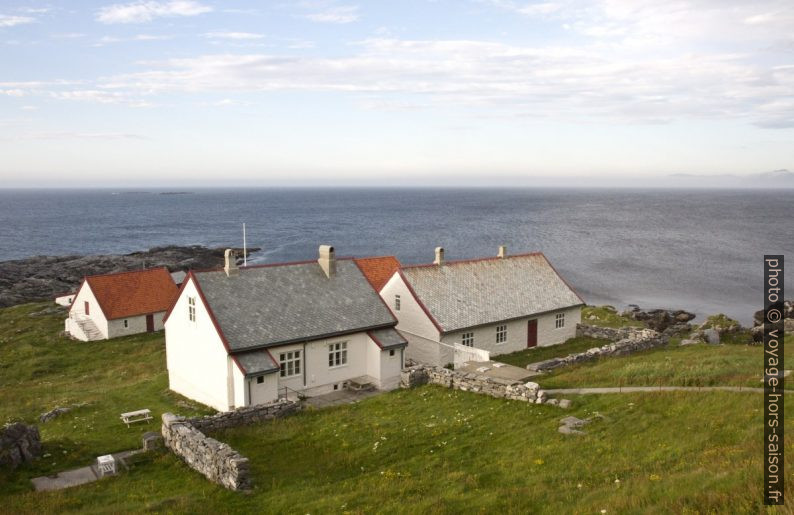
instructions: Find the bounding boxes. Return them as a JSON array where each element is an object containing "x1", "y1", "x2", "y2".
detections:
[
  {"x1": 76, "y1": 318, "x2": 102, "y2": 340},
  {"x1": 66, "y1": 314, "x2": 103, "y2": 341}
]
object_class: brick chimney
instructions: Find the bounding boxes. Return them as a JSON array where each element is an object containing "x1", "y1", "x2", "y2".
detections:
[
  {"x1": 224, "y1": 249, "x2": 239, "y2": 277},
  {"x1": 318, "y1": 245, "x2": 336, "y2": 278},
  {"x1": 433, "y1": 246, "x2": 444, "y2": 266},
  {"x1": 498, "y1": 245, "x2": 507, "y2": 258}
]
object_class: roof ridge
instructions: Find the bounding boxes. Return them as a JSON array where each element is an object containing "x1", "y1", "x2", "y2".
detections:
[
  {"x1": 192, "y1": 256, "x2": 356, "y2": 274},
  {"x1": 401, "y1": 252, "x2": 544, "y2": 270},
  {"x1": 84, "y1": 266, "x2": 170, "y2": 280}
]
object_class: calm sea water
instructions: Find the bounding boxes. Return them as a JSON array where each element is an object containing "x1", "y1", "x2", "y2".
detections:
[{"x1": 1, "y1": 188, "x2": 791, "y2": 324}]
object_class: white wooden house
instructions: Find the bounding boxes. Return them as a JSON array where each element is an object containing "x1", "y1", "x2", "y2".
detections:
[
  {"x1": 379, "y1": 246, "x2": 584, "y2": 366},
  {"x1": 65, "y1": 267, "x2": 178, "y2": 341},
  {"x1": 164, "y1": 247, "x2": 407, "y2": 412}
]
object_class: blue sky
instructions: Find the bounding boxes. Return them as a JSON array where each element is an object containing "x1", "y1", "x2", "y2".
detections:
[{"x1": 1, "y1": 0, "x2": 793, "y2": 186}]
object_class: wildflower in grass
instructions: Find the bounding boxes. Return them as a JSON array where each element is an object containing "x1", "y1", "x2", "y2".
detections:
[
  {"x1": 533, "y1": 458, "x2": 544, "y2": 465},
  {"x1": 649, "y1": 474, "x2": 661, "y2": 481},
  {"x1": 577, "y1": 483, "x2": 582, "y2": 488}
]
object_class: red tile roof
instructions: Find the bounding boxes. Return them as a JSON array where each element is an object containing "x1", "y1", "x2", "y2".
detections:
[
  {"x1": 354, "y1": 256, "x2": 401, "y2": 292},
  {"x1": 84, "y1": 267, "x2": 178, "y2": 320}
]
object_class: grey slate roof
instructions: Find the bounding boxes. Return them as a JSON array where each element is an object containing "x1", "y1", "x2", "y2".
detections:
[
  {"x1": 400, "y1": 253, "x2": 583, "y2": 333},
  {"x1": 235, "y1": 350, "x2": 279, "y2": 376},
  {"x1": 171, "y1": 271, "x2": 187, "y2": 285},
  {"x1": 368, "y1": 328, "x2": 408, "y2": 350},
  {"x1": 194, "y1": 259, "x2": 396, "y2": 352}
]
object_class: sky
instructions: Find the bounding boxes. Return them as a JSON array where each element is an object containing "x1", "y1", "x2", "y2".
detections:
[{"x1": 1, "y1": 0, "x2": 793, "y2": 187}]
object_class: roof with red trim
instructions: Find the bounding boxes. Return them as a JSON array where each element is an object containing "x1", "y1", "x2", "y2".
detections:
[
  {"x1": 400, "y1": 253, "x2": 584, "y2": 332},
  {"x1": 354, "y1": 256, "x2": 401, "y2": 292},
  {"x1": 84, "y1": 267, "x2": 178, "y2": 320}
]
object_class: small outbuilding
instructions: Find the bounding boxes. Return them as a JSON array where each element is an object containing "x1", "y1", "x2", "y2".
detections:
[{"x1": 65, "y1": 267, "x2": 178, "y2": 341}]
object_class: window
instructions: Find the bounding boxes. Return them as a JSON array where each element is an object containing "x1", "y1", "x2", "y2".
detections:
[
  {"x1": 256, "y1": 376, "x2": 264, "y2": 384},
  {"x1": 328, "y1": 341, "x2": 348, "y2": 367},
  {"x1": 279, "y1": 350, "x2": 301, "y2": 378},
  {"x1": 394, "y1": 294, "x2": 401, "y2": 311},
  {"x1": 461, "y1": 332, "x2": 474, "y2": 347},
  {"x1": 188, "y1": 296, "x2": 196, "y2": 322},
  {"x1": 496, "y1": 325, "x2": 507, "y2": 344},
  {"x1": 389, "y1": 349, "x2": 396, "y2": 357},
  {"x1": 555, "y1": 313, "x2": 565, "y2": 329},
  {"x1": 84, "y1": 301, "x2": 90, "y2": 316},
  {"x1": 123, "y1": 319, "x2": 129, "y2": 328}
]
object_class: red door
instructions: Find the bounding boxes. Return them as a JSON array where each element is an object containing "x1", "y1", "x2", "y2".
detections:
[
  {"x1": 146, "y1": 314, "x2": 154, "y2": 332},
  {"x1": 527, "y1": 319, "x2": 538, "y2": 348},
  {"x1": 84, "y1": 301, "x2": 90, "y2": 316}
]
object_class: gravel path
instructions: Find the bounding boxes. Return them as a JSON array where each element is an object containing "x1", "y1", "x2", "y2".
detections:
[{"x1": 544, "y1": 386, "x2": 793, "y2": 394}]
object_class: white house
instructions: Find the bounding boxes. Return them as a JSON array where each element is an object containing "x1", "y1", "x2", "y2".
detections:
[
  {"x1": 65, "y1": 267, "x2": 179, "y2": 341},
  {"x1": 379, "y1": 246, "x2": 585, "y2": 366},
  {"x1": 164, "y1": 247, "x2": 407, "y2": 412}
]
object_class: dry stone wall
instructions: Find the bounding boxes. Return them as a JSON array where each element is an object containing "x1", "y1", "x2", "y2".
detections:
[
  {"x1": 401, "y1": 365, "x2": 547, "y2": 404},
  {"x1": 162, "y1": 399, "x2": 299, "y2": 491},
  {"x1": 528, "y1": 327, "x2": 664, "y2": 372}
]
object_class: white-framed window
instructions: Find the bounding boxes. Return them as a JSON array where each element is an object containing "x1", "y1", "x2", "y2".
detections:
[
  {"x1": 555, "y1": 313, "x2": 565, "y2": 329},
  {"x1": 279, "y1": 350, "x2": 301, "y2": 378},
  {"x1": 188, "y1": 296, "x2": 196, "y2": 322},
  {"x1": 496, "y1": 325, "x2": 507, "y2": 344},
  {"x1": 328, "y1": 341, "x2": 348, "y2": 368},
  {"x1": 461, "y1": 332, "x2": 474, "y2": 347},
  {"x1": 394, "y1": 294, "x2": 401, "y2": 311},
  {"x1": 123, "y1": 319, "x2": 129, "y2": 328}
]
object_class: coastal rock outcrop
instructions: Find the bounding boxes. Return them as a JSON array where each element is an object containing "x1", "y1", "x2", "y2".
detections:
[
  {"x1": 621, "y1": 305, "x2": 695, "y2": 333},
  {"x1": 0, "y1": 245, "x2": 258, "y2": 308}
]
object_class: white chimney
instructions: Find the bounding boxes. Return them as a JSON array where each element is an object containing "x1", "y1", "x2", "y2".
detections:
[
  {"x1": 434, "y1": 246, "x2": 445, "y2": 266},
  {"x1": 318, "y1": 245, "x2": 336, "y2": 278},
  {"x1": 224, "y1": 249, "x2": 239, "y2": 277},
  {"x1": 498, "y1": 245, "x2": 507, "y2": 258}
]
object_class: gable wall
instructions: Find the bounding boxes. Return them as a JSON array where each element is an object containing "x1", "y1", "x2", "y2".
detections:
[
  {"x1": 70, "y1": 282, "x2": 109, "y2": 338},
  {"x1": 165, "y1": 278, "x2": 234, "y2": 412},
  {"x1": 379, "y1": 273, "x2": 441, "y2": 341}
]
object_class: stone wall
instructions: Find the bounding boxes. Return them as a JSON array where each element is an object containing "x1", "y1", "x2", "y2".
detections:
[
  {"x1": 575, "y1": 324, "x2": 639, "y2": 341},
  {"x1": 401, "y1": 365, "x2": 546, "y2": 404},
  {"x1": 527, "y1": 328, "x2": 664, "y2": 372},
  {"x1": 0, "y1": 423, "x2": 42, "y2": 469},
  {"x1": 161, "y1": 399, "x2": 299, "y2": 491}
]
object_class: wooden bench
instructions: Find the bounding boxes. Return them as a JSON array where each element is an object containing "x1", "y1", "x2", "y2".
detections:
[{"x1": 120, "y1": 409, "x2": 153, "y2": 427}]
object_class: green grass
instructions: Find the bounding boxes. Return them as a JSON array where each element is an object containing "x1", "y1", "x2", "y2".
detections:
[
  {"x1": 4, "y1": 387, "x2": 793, "y2": 514},
  {"x1": 497, "y1": 336, "x2": 612, "y2": 368},
  {"x1": 2, "y1": 301, "x2": 793, "y2": 513},
  {"x1": 537, "y1": 336, "x2": 794, "y2": 390},
  {"x1": 0, "y1": 302, "x2": 212, "y2": 494},
  {"x1": 581, "y1": 305, "x2": 644, "y2": 328}
]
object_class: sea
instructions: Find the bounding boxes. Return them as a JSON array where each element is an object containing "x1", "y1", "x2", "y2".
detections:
[{"x1": 0, "y1": 188, "x2": 791, "y2": 324}]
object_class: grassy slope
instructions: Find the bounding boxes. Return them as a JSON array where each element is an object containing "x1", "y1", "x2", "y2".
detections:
[
  {"x1": 2, "y1": 302, "x2": 793, "y2": 513},
  {"x1": 497, "y1": 336, "x2": 612, "y2": 368},
  {"x1": 0, "y1": 302, "x2": 211, "y2": 494},
  {"x1": 537, "y1": 337, "x2": 794, "y2": 390}
]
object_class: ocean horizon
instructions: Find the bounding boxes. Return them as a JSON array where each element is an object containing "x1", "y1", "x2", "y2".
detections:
[{"x1": 1, "y1": 187, "x2": 791, "y2": 324}]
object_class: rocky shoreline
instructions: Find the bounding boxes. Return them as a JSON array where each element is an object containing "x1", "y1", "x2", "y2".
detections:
[{"x1": 0, "y1": 246, "x2": 258, "y2": 308}]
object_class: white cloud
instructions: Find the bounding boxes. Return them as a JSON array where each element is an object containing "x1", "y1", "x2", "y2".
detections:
[
  {"x1": 96, "y1": 1, "x2": 211, "y2": 24},
  {"x1": 204, "y1": 31, "x2": 265, "y2": 40},
  {"x1": 304, "y1": 5, "x2": 359, "y2": 24},
  {"x1": 0, "y1": 14, "x2": 35, "y2": 27},
  {"x1": 86, "y1": 36, "x2": 794, "y2": 127}
]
